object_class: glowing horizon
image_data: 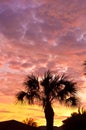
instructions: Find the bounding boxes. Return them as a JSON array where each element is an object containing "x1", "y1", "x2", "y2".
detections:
[{"x1": 0, "y1": 101, "x2": 78, "y2": 126}]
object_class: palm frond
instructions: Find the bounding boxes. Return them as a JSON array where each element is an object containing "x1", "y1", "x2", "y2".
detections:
[
  {"x1": 16, "y1": 91, "x2": 27, "y2": 102},
  {"x1": 49, "y1": 75, "x2": 60, "y2": 96},
  {"x1": 41, "y1": 70, "x2": 53, "y2": 96},
  {"x1": 50, "y1": 75, "x2": 60, "y2": 88},
  {"x1": 41, "y1": 72, "x2": 77, "y2": 105},
  {"x1": 60, "y1": 74, "x2": 69, "y2": 82},
  {"x1": 24, "y1": 74, "x2": 39, "y2": 91},
  {"x1": 57, "y1": 88, "x2": 70, "y2": 102},
  {"x1": 50, "y1": 74, "x2": 78, "y2": 106},
  {"x1": 26, "y1": 91, "x2": 41, "y2": 104},
  {"x1": 66, "y1": 97, "x2": 78, "y2": 107},
  {"x1": 44, "y1": 70, "x2": 52, "y2": 79},
  {"x1": 25, "y1": 94, "x2": 34, "y2": 104},
  {"x1": 41, "y1": 70, "x2": 52, "y2": 86},
  {"x1": 55, "y1": 74, "x2": 77, "y2": 100},
  {"x1": 62, "y1": 80, "x2": 77, "y2": 94}
]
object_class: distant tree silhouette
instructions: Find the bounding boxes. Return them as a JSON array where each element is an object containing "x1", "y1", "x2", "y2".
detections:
[
  {"x1": 22, "y1": 118, "x2": 38, "y2": 127},
  {"x1": 62, "y1": 108, "x2": 86, "y2": 130},
  {"x1": 16, "y1": 70, "x2": 78, "y2": 130}
]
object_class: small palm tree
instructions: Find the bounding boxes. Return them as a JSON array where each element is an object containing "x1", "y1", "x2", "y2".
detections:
[
  {"x1": 22, "y1": 118, "x2": 38, "y2": 127},
  {"x1": 16, "y1": 70, "x2": 78, "y2": 130}
]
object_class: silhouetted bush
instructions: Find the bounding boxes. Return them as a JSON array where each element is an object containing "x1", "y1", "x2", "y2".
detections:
[
  {"x1": 62, "y1": 108, "x2": 86, "y2": 130},
  {"x1": 22, "y1": 118, "x2": 38, "y2": 127}
]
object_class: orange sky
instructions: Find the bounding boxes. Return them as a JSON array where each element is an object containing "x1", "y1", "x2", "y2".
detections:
[{"x1": 0, "y1": 0, "x2": 86, "y2": 126}]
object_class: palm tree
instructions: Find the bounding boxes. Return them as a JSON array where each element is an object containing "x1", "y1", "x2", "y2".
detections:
[
  {"x1": 22, "y1": 118, "x2": 38, "y2": 127},
  {"x1": 83, "y1": 61, "x2": 86, "y2": 75},
  {"x1": 16, "y1": 70, "x2": 78, "y2": 130}
]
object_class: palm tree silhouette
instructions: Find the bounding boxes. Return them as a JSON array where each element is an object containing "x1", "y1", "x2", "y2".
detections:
[
  {"x1": 83, "y1": 61, "x2": 86, "y2": 75},
  {"x1": 16, "y1": 70, "x2": 78, "y2": 130}
]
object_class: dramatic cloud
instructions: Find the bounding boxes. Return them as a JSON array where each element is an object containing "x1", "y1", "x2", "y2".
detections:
[{"x1": 0, "y1": 0, "x2": 86, "y2": 125}]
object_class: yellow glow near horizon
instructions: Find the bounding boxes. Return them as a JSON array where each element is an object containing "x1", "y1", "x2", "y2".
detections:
[{"x1": 0, "y1": 102, "x2": 78, "y2": 126}]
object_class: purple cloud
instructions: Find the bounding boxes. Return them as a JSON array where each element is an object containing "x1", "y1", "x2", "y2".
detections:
[{"x1": 0, "y1": 0, "x2": 86, "y2": 106}]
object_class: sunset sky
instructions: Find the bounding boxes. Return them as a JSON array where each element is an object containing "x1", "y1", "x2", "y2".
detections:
[{"x1": 0, "y1": 0, "x2": 86, "y2": 127}]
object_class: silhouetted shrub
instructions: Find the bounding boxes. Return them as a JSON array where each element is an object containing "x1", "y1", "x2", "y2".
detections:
[
  {"x1": 22, "y1": 118, "x2": 38, "y2": 127},
  {"x1": 62, "y1": 108, "x2": 86, "y2": 130}
]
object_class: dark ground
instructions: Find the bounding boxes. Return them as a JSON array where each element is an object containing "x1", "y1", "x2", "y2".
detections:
[{"x1": 0, "y1": 120, "x2": 63, "y2": 130}]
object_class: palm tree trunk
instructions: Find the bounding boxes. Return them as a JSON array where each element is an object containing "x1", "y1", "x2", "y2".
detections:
[{"x1": 44, "y1": 101, "x2": 54, "y2": 130}]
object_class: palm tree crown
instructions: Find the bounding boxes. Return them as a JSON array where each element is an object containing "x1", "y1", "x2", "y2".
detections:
[{"x1": 17, "y1": 70, "x2": 78, "y2": 107}]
